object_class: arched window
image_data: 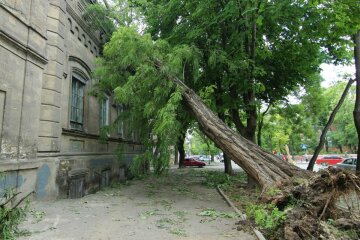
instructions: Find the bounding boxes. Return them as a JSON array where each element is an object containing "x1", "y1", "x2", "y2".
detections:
[{"x1": 69, "y1": 56, "x2": 91, "y2": 131}]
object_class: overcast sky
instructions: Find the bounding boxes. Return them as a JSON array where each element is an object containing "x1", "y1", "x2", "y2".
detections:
[{"x1": 320, "y1": 63, "x2": 355, "y2": 88}]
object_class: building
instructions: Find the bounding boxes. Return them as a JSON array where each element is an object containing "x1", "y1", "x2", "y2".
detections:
[{"x1": 0, "y1": 0, "x2": 143, "y2": 200}]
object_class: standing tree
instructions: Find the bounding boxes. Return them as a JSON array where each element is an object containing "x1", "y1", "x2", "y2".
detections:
[
  {"x1": 307, "y1": 79, "x2": 355, "y2": 170},
  {"x1": 135, "y1": 0, "x2": 323, "y2": 145},
  {"x1": 354, "y1": 30, "x2": 360, "y2": 175}
]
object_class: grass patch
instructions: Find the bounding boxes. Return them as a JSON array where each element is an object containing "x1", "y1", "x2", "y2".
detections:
[{"x1": 195, "y1": 170, "x2": 247, "y2": 190}]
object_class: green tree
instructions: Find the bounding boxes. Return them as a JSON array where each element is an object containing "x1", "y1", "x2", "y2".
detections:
[
  {"x1": 188, "y1": 127, "x2": 221, "y2": 161},
  {"x1": 326, "y1": 82, "x2": 357, "y2": 152},
  {"x1": 135, "y1": 0, "x2": 323, "y2": 144}
]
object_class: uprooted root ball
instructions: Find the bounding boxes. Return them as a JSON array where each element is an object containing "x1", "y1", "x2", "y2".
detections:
[{"x1": 264, "y1": 168, "x2": 360, "y2": 240}]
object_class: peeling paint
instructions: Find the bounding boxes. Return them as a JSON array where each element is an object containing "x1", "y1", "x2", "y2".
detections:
[
  {"x1": 0, "y1": 171, "x2": 24, "y2": 195},
  {"x1": 36, "y1": 164, "x2": 50, "y2": 199}
]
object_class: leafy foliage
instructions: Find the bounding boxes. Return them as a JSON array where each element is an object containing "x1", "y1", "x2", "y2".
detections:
[
  {"x1": 93, "y1": 27, "x2": 200, "y2": 175},
  {"x1": 186, "y1": 126, "x2": 221, "y2": 157},
  {"x1": 0, "y1": 189, "x2": 30, "y2": 240},
  {"x1": 246, "y1": 203, "x2": 286, "y2": 231}
]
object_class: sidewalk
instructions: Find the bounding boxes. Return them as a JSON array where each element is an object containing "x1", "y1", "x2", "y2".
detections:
[{"x1": 19, "y1": 169, "x2": 255, "y2": 240}]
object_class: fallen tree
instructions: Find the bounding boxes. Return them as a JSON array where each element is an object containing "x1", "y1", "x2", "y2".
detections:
[
  {"x1": 95, "y1": 27, "x2": 360, "y2": 239},
  {"x1": 154, "y1": 60, "x2": 360, "y2": 239},
  {"x1": 154, "y1": 59, "x2": 310, "y2": 191}
]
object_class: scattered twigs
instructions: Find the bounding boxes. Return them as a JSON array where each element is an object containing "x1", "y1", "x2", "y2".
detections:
[
  {"x1": 11, "y1": 191, "x2": 34, "y2": 210},
  {"x1": 349, "y1": 174, "x2": 360, "y2": 192}
]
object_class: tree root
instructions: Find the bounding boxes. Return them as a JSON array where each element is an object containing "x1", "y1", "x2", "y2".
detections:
[{"x1": 263, "y1": 168, "x2": 360, "y2": 239}]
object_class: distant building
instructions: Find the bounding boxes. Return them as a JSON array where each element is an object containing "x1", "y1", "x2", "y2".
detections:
[{"x1": 0, "y1": 0, "x2": 143, "y2": 200}]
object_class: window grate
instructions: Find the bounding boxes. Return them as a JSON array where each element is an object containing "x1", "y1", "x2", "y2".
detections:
[{"x1": 69, "y1": 176, "x2": 85, "y2": 199}]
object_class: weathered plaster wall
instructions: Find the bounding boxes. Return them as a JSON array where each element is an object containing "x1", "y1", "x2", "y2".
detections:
[
  {"x1": 0, "y1": 0, "x2": 144, "y2": 200},
  {"x1": 0, "y1": 1, "x2": 47, "y2": 161}
]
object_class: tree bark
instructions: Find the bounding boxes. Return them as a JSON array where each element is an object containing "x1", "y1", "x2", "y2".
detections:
[
  {"x1": 218, "y1": 113, "x2": 233, "y2": 175},
  {"x1": 177, "y1": 132, "x2": 186, "y2": 168},
  {"x1": 174, "y1": 145, "x2": 179, "y2": 165},
  {"x1": 257, "y1": 103, "x2": 271, "y2": 147},
  {"x1": 353, "y1": 29, "x2": 360, "y2": 176},
  {"x1": 307, "y1": 78, "x2": 355, "y2": 171},
  {"x1": 223, "y1": 153, "x2": 233, "y2": 175},
  {"x1": 155, "y1": 60, "x2": 310, "y2": 190}
]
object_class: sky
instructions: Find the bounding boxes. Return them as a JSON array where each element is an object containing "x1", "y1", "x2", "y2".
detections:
[{"x1": 320, "y1": 63, "x2": 355, "y2": 88}]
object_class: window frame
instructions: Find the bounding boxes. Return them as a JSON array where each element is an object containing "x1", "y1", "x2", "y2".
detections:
[
  {"x1": 116, "y1": 104, "x2": 124, "y2": 138},
  {"x1": 70, "y1": 75, "x2": 85, "y2": 131},
  {"x1": 99, "y1": 97, "x2": 109, "y2": 128}
]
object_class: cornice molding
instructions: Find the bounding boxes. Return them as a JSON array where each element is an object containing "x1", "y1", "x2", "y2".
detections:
[
  {"x1": 66, "y1": 2, "x2": 101, "y2": 46},
  {"x1": 0, "y1": 30, "x2": 48, "y2": 66},
  {"x1": 69, "y1": 55, "x2": 92, "y2": 77}
]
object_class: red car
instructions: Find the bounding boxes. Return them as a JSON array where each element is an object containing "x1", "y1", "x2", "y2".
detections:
[
  {"x1": 315, "y1": 156, "x2": 343, "y2": 166},
  {"x1": 184, "y1": 157, "x2": 206, "y2": 167}
]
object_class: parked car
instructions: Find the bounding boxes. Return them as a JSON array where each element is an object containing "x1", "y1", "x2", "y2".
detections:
[
  {"x1": 184, "y1": 157, "x2": 206, "y2": 167},
  {"x1": 334, "y1": 158, "x2": 357, "y2": 171},
  {"x1": 199, "y1": 155, "x2": 211, "y2": 162},
  {"x1": 315, "y1": 156, "x2": 343, "y2": 166}
]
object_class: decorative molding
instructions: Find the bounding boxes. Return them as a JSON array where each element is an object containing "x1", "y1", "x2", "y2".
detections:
[
  {"x1": 66, "y1": 2, "x2": 101, "y2": 46},
  {"x1": 69, "y1": 55, "x2": 92, "y2": 76},
  {"x1": 0, "y1": 160, "x2": 40, "y2": 172},
  {"x1": 0, "y1": 30, "x2": 48, "y2": 66},
  {"x1": 0, "y1": 3, "x2": 47, "y2": 41},
  {"x1": 62, "y1": 128, "x2": 142, "y2": 145}
]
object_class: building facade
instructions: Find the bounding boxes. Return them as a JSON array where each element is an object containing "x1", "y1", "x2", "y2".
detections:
[{"x1": 0, "y1": 0, "x2": 142, "y2": 200}]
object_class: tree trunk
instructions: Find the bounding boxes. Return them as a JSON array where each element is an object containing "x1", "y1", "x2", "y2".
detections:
[
  {"x1": 223, "y1": 153, "x2": 233, "y2": 175},
  {"x1": 353, "y1": 29, "x2": 360, "y2": 176},
  {"x1": 257, "y1": 103, "x2": 271, "y2": 147},
  {"x1": 307, "y1": 78, "x2": 355, "y2": 171},
  {"x1": 218, "y1": 113, "x2": 233, "y2": 175},
  {"x1": 174, "y1": 145, "x2": 179, "y2": 165},
  {"x1": 338, "y1": 145, "x2": 343, "y2": 153},
  {"x1": 155, "y1": 60, "x2": 310, "y2": 190},
  {"x1": 177, "y1": 132, "x2": 186, "y2": 168}
]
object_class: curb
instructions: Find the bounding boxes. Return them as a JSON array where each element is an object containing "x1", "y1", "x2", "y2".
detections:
[{"x1": 216, "y1": 186, "x2": 267, "y2": 240}]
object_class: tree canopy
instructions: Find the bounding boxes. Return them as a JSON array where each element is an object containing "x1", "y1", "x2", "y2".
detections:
[{"x1": 89, "y1": 0, "x2": 359, "y2": 175}]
